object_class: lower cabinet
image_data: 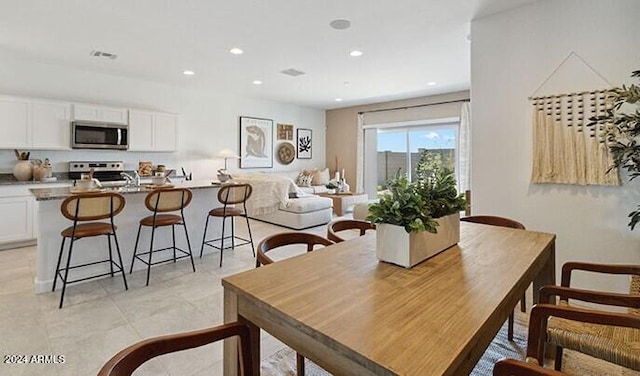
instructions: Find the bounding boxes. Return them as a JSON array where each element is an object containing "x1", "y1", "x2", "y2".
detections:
[
  {"x1": 0, "y1": 195, "x2": 33, "y2": 245},
  {"x1": 0, "y1": 183, "x2": 71, "y2": 247}
]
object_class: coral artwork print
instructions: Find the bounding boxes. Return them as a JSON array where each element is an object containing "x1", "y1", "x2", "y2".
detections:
[{"x1": 296, "y1": 128, "x2": 312, "y2": 159}]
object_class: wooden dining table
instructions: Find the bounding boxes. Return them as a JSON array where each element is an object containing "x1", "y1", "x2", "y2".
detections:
[{"x1": 222, "y1": 222, "x2": 556, "y2": 376}]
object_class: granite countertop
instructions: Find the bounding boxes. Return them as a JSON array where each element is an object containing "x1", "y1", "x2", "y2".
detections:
[
  {"x1": 0, "y1": 173, "x2": 73, "y2": 186},
  {"x1": 30, "y1": 179, "x2": 223, "y2": 201}
]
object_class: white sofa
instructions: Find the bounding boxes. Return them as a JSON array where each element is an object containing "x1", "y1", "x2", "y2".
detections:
[
  {"x1": 275, "y1": 170, "x2": 330, "y2": 195},
  {"x1": 235, "y1": 172, "x2": 333, "y2": 230}
]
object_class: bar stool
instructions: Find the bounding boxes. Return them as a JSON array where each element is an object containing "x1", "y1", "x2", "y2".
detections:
[
  {"x1": 200, "y1": 183, "x2": 255, "y2": 267},
  {"x1": 52, "y1": 192, "x2": 128, "y2": 309},
  {"x1": 130, "y1": 188, "x2": 195, "y2": 286}
]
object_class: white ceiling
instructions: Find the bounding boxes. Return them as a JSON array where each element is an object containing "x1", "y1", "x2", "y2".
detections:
[{"x1": 0, "y1": 0, "x2": 539, "y2": 110}]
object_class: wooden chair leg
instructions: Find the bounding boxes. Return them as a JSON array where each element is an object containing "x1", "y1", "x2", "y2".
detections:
[
  {"x1": 296, "y1": 352, "x2": 305, "y2": 376},
  {"x1": 554, "y1": 346, "x2": 563, "y2": 371},
  {"x1": 520, "y1": 292, "x2": 527, "y2": 312},
  {"x1": 508, "y1": 311, "x2": 514, "y2": 341}
]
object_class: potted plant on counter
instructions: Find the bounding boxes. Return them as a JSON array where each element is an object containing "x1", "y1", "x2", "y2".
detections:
[{"x1": 366, "y1": 168, "x2": 466, "y2": 268}]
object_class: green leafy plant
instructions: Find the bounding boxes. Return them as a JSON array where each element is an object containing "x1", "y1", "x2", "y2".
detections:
[
  {"x1": 366, "y1": 168, "x2": 466, "y2": 234},
  {"x1": 417, "y1": 168, "x2": 467, "y2": 219},
  {"x1": 590, "y1": 69, "x2": 640, "y2": 229}
]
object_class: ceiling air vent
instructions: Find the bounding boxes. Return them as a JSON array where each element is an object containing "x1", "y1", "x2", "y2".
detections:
[
  {"x1": 280, "y1": 68, "x2": 306, "y2": 77},
  {"x1": 90, "y1": 50, "x2": 118, "y2": 60}
]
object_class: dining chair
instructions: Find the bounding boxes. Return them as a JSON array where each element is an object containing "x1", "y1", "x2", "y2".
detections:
[
  {"x1": 130, "y1": 187, "x2": 195, "y2": 286},
  {"x1": 53, "y1": 192, "x2": 127, "y2": 308},
  {"x1": 200, "y1": 183, "x2": 255, "y2": 267},
  {"x1": 256, "y1": 231, "x2": 333, "y2": 267},
  {"x1": 326, "y1": 219, "x2": 375, "y2": 243},
  {"x1": 493, "y1": 358, "x2": 566, "y2": 375},
  {"x1": 537, "y1": 262, "x2": 640, "y2": 371},
  {"x1": 460, "y1": 215, "x2": 526, "y2": 340},
  {"x1": 97, "y1": 322, "x2": 253, "y2": 376},
  {"x1": 256, "y1": 231, "x2": 333, "y2": 376},
  {"x1": 495, "y1": 302, "x2": 640, "y2": 375}
]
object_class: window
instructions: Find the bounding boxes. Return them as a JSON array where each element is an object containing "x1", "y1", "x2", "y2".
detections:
[{"x1": 367, "y1": 121, "x2": 459, "y2": 193}]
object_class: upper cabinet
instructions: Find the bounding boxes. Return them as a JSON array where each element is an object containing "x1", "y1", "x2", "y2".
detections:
[
  {"x1": 0, "y1": 94, "x2": 177, "y2": 152},
  {"x1": 32, "y1": 100, "x2": 73, "y2": 150},
  {"x1": 0, "y1": 96, "x2": 29, "y2": 148},
  {"x1": 72, "y1": 104, "x2": 128, "y2": 124},
  {"x1": 128, "y1": 110, "x2": 178, "y2": 152},
  {"x1": 0, "y1": 96, "x2": 72, "y2": 150}
]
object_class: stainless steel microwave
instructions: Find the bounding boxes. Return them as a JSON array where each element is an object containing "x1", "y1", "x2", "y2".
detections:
[{"x1": 71, "y1": 121, "x2": 128, "y2": 150}]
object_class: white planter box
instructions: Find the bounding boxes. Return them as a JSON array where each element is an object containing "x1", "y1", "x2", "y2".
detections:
[{"x1": 376, "y1": 213, "x2": 460, "y2": 268}]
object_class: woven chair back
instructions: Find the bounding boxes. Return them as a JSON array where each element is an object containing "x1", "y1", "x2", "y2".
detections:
[
  {"x1": 218, "y1": 184, "x2": 252, "y2": 205},
  {"x1": 61, "y1": 192, "x2": 125, "y2": 221},
  {"x1": 145, "y1": 188, "x2": 193, "y2": 213}
]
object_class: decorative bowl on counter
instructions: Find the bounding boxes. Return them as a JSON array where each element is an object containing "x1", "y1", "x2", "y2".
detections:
[{"x1": 150, "y1": 176, "x2": 167, "y2": 185}]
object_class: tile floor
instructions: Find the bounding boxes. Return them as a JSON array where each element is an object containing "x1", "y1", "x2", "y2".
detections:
[{"x1": 0, "y1": 218, "x2": 338, "y2": 376}]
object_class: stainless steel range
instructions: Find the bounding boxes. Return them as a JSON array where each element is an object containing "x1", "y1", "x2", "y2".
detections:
[{"x1": 68, "y1": 161, "x2": 125, "y2": 182}]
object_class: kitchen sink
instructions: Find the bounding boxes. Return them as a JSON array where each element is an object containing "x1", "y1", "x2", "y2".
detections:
[{"x1": 98, "y1": 180, "x2": 128, "y2": 188}]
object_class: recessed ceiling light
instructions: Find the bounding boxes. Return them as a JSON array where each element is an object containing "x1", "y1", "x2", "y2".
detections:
[
  {"x1": 427, "y1": 81, "x2": 437, "y2": 86},
  {"x1": 229, "y1": 48, "x2": 243, "y2": 55},
  {"x1": 349, "y1": 50, "x2": 363, "y2": 57},
  {"x1": 252, "y1": 80, "x2": 262, "y2": 85},
  {"x1": 183, "y1": 70, "x2": 195, "y2": 76},
  {"x1": 335, "y1": 98, "x2": 343, "y2": 102},
  {"x1": 330, "y1": 19, "x2": 351, "y2": 30}
]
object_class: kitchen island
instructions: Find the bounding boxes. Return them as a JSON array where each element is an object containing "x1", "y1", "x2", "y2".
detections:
[{"x1": 30, "y1": 180, "x2": 227, "y2": 293}]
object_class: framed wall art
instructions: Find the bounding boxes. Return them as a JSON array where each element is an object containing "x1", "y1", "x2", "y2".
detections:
[
  {"x1": 239, "y1": 116, "x2": 273, "y2": 168},
  {"x1": 277, "y1": 123, "x2": 294, "y2": 140},
  {"x1": 297, "y1": 128, "x2": 312, "y2": 159}
]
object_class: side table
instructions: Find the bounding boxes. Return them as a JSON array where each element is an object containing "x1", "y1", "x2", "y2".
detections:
[{"x1": 318, "y1": 192, "x2": 369, "y2": 217}]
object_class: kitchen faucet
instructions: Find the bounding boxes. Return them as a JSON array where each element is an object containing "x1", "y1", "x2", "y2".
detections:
[{"x1": 120, "y1": 171, "x2": 140, "y2": 187}]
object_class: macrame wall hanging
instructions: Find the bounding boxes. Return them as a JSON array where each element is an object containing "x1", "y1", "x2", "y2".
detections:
[{"x1": 529, "y1": 52, "x2": 620, "y2": 186}]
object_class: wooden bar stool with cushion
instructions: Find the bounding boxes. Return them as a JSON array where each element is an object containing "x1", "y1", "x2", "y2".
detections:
[
  {"x1": 98, "y1": 321, "x2": 254, "y2": 376},
  {"x1": 460, "y1": 215, "x2": 526, "y2": 341},
  {"x1": 200, "y1": 183, "x2": 255, "y2": 267},
  {"x1": 52, "y1": 192, "x2": 127, "y2": 308},
  {"x1": 130, "y1": 188, "x2": 195, "y2": 286},
  {"x1": 256, "y1": 231, "x2": 333, "y2": 376},
  {"x1": 327, "y1": 219, "x2": 376, "y2": 243}
]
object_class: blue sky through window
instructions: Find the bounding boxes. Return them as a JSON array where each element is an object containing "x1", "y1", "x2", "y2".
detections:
[{"x1": 378, "y1": 128, "x2": 456, "y2": 152}]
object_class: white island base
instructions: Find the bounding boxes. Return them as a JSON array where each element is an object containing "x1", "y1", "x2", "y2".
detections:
[{"x1": 31, "y1": 181, "x2": 230, "y2": 293}]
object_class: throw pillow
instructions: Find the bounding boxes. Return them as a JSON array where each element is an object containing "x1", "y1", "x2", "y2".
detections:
[
  {"x1": 296, "y1": 172, "x2": 313, "y2": 187},
  {"x1": 312, "y1": 167, "x2": 330, "y2": 185}
]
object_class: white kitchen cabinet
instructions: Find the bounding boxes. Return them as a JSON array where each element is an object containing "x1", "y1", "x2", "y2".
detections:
[
  {"x1": 128, "y1": 110, "x2": 178, "y2": 152},
  {"x1": 0, "y1": 96, "x2": 72, "y2": 150},
  {"x1": 0, "y1": 195, "x2": 33, "y2": 245},
  {"x1": 0, "y1": 96, "x2": 30, "y2": 148},
  {"x1": 0, "y1": 183, "x2": 71, "y2": 247},
  {"x1": 31, "y1": 100, "x2": 72, "y2": 150},
  {"x1": 73, "y1": 103, "x2": 128, "y2": 125}
]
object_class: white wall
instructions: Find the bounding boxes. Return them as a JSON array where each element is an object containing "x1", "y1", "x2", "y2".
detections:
[
  {"x1": 471, "y1": 0, "x2": 640, "y2": 292},
  {"x1": 0, "y1": 48, "x2": 325, "y2": 178}
]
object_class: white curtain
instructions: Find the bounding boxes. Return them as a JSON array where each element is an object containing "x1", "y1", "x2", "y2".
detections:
[
  {"x1": 458, "y1": 102, "x2": 471, "y2": 193},
  {"x1": 363, "y1": 128, "x2": 378, "y2": 198},
  {"x1": 356, "y1": 113, "x2": 365, "y2": 193}
]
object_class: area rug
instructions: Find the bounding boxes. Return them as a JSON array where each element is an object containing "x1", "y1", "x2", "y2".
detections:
[
  {"x1": 261, "y1": 310, "x2": 640, "y2": 375},
  {"x1": 261, "y1": 320, "x2": 527, "y2": 376}
]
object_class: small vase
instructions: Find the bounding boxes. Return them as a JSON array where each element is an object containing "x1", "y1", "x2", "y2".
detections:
[{"x1": 13, "y1": 160, "x2": 33, "y2": 181}]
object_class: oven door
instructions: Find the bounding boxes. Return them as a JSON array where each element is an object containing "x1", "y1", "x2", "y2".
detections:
[{"x1": 72, "y1": 122, "x2": 128, "y2": 150}]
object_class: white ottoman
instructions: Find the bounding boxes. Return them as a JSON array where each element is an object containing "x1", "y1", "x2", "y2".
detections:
[{"x1": 251, "y1": 196, "x2": 333, "y2": 230}]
